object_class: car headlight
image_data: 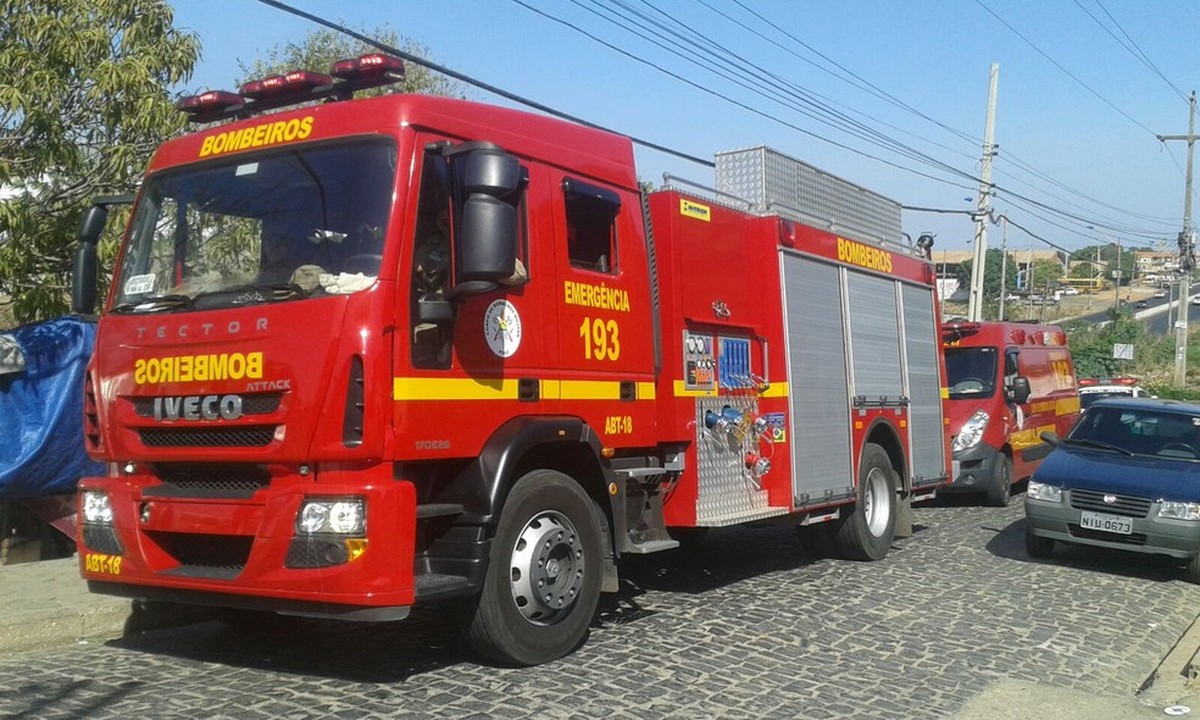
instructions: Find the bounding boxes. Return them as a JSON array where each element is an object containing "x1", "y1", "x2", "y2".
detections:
[
  {"x1": 1027, "y1": 480, "x2": 1062, "y2": 503},
  {"x1": 1159, "y1": 501, "x2": 1200, "y2": 521},
  {"x1": 81, "y1": 490, "x2": 114, "y2": 524},
  {"x1": 952, "y1": 410, "x2": 990, "y2": 453},
  {"x1": 296, "y1": 498, "x2": 365, "y2": 535}
]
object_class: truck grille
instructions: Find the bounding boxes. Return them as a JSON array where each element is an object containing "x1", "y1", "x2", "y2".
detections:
[
  {"x1": 144, "y1": 463, "x2": 270, "y2": 499},
  {"x1": 150, "y1": 532, "x2": 252, "y2": 579},
  {"x1": 130, "y1": 393, "x2": 282, "y2": 417},
  {"x1": 1069, "y1": 489, "x2": 1151, "y2": 518},
  {"x1": 138, "y1": 426, "x2": 277, "y2": 448}
]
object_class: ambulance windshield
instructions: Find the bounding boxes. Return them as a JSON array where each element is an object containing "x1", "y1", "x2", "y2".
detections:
[
  {"x1": 944, "y1": 346, "x2": 998, "y2": 398},
  {"x1": 112, "y1": 138, "x2": 396, "y2": 313}
]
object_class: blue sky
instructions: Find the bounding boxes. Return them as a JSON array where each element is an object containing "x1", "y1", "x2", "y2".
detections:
[{"x1": 170, "y1": 1, "x2": 1200, "y2": 255}]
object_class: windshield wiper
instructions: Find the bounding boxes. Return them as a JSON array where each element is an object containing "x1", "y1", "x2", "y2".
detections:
[
  {"x1": 111, "y1": 294, "x2": 195, "y2": 314},
  {"x1": 1064, "y1": 437, "x2": 1135, "y2": 456},
  {"x1": 195, "y1": 282, "x2": 314, "y2": 306}
]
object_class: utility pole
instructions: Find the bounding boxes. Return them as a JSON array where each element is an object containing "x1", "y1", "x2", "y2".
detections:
[
  {"x1": 998, "y1": 216, "x2": 1009, "y2": 320},
  {"x1": 967, "y1": 64, "x2": 999, "y2": 322},
  {"x1": 1158, "y1": 91, "x2": 1197, "y2": 388}
]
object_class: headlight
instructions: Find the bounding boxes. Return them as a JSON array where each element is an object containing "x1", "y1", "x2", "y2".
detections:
[
  {"x1": 81, "y1": 491, "x2": 114, "y2": 524},
  {"x1": 1027, "y1": 480, "x2": 1062, "y2": 503},
  {"x1": 1159, "y1": 501, "x2": 1200, "y2": 521},
  {"x1": 952, "y1": 410, "x2": 990, "y2": 453},
  {"x1": 296, "y1": 498, "x2": 365, "y2": 535}
]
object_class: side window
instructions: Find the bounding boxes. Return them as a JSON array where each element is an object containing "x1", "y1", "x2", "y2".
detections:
[
  {"x1": 563, "y1": 178, "x2": 620, "y2": 274},
  {"x1": 1003, "y1": 349, "x2": 1020, "y2": 402},
  {"x1": 410, "y1": 150, "x2": 454, "y2": 369}
]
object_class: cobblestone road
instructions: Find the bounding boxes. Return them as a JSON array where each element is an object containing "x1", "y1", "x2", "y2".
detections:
[{"x1": 3, "y1": 498, "x2": 1200, "y2": 719}]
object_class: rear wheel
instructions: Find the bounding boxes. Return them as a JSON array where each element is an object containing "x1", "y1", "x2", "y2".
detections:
[
  {"x1": 834, "y1": 443, "x2": 897, "y2": 561},
  {"x1": 1024, "y1": 523, "x2": 1055, "y2": 559},
  {"x1": 463, "y1": 469, "x2": 603, "y2": 666},
  {"x1": 983, "y1": 454, "x2": 1013, "y2": 507}
]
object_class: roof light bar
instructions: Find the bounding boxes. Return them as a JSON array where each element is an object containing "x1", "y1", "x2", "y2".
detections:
[
  {"x1": 241, "y1": 70, "x2": 333, "y2": 100},
  {"x1": 331, "y1": 53, "x2": 405, "y2": 80},
  {"x1": 177, "y1": 90, "x2": 243, "y2": 117}
]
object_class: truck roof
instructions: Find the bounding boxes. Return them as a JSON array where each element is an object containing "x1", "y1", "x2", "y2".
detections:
[{"x1": 151, "y1": 93, "x2": 640, "y2": 192}]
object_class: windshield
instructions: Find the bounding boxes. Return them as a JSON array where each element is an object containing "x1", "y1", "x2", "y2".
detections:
[
  {"x1": 113, "y1": 139, "x2": 397, "y2": 312},
  {"x1": 944, "y1": 346, "x2": 998, "y2": 398},
  {"x1": 1068, "y1": 405, "x2": 1200, "y2": 459}
]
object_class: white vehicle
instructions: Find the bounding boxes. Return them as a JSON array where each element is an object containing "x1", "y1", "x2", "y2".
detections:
[
  {"x1": 1060, "y1": 287, "x2": 1079, "y2": 296},
  {"x1": 1077, "y1": 378, "x2": 1147, "y2": 409}
]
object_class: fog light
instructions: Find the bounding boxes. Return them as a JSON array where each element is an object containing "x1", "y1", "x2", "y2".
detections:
[{"x1": 82, "y1": 491, "x2": 114, "y2": 524}]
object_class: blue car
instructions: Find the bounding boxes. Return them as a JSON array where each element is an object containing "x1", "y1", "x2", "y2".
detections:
[{"x1": 1024, "y1": 397, "x2": 1200, "y2": 582}]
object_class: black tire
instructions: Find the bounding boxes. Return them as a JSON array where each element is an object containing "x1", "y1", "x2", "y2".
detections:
[
  {"x1": 463, "y1": 469, "x2": 603, "y2": 666},
  {"x1": 1184, "y1": 554, "x2": 1200, "y2": 584},
  {"x1": 984, "y1": 454, "x2": 1013, "y2": 508},
  {"x1": 834, "y1": 443, "x2": 898, "y2": 561},
  {"x1": 1024, "y1": 523, "x2": 1055, "y2": 559}
]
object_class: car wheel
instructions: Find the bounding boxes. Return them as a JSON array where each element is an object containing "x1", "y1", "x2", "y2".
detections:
[
  {"x1": 1024, "y1": 523, "x2": 1054, "y2": 559},
  {"x1": 1185, "y1": 554, "x2": 1200, "y2": 584},
  {"x1": 462, "y1": 469, "x2": 603, "y2": 666},
  {"x1": 983, "y1": 454, "x2": 1012, "y2": 508},
  {"x1": 833, "y1": 443, "x2": 897, "y2": 561}
]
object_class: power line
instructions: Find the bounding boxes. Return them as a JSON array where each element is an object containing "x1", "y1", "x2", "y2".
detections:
[
  {"x1": 253, "y1": 0, "x2": 715, "y2": 167},
  {"x1": 1086, "y1": 0, "x2": 1190, "y2": 102},
  {"x1": 974, "y1": 0, "x2": 1160, "y2": 138}
]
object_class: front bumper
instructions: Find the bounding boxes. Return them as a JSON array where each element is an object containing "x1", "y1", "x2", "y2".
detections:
[
  {"x1": 943, "y1": 442, "x2": 1000, "y2": 492},
  {"x1": 1025, "y1": 494, "x2": 1200, "y2": 560},
  {"x1": 77, "y1": 464, "x2": 418, "y2": 618}
]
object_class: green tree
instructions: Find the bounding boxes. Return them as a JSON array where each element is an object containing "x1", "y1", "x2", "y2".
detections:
[
  {"x1": 0, "y1": 0, "x2": 200, "y2": 324},
  {"x1": 956, "y1": 248, "x2": 1022, "y2": 319},
  {"x1": 236, "y1": 26, "x2": 463, "y2": 99}
]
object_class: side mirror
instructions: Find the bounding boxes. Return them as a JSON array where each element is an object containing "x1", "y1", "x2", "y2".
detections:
[
  {"x1": 456, "y1": 148, "x2": 521, "y2": 286},
  {"x1": 1009, "y1": 376, "x2": 1031, "y2": 404},
  {"x1": 1039, "y1": 431, "x2": 1061, "y2": 447},
  {"x1": 71, "y1": 204, "x2": 109, "y2": 314}
]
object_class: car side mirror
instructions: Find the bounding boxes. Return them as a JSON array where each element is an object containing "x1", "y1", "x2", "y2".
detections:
[
  {"x1": 1009, "y1": 376, "x2": 1031, "y2": 404},
  {"x1": 1039, "y1": 431, "x2": 1061, "y2": 447}
]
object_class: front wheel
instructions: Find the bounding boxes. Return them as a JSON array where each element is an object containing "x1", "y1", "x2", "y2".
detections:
[
  {"x1": 463, "y1": 469, "x2": 603, "y2": 666},
  {"x1": 984, "y1": 454, "x2": 1013, "y2": 507},
  {"x1": 834, "y1": 443, "x2": 898, "y2": 561}
]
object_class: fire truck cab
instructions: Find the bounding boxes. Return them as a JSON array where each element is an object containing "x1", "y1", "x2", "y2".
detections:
[{"x1": 73, "y1": 55, "x2": 950, "y2": 666}]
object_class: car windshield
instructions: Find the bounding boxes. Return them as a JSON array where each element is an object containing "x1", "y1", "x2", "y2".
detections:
[
  {"x1": 944, "y1": 346, "x2": 998, "y2": 398},
  {"x1": 112, "y1": 139, "x2": 397, "y2": 313},
  {"x1": 1067, "y1": 405, "x2": 1200, "y2": 460}
]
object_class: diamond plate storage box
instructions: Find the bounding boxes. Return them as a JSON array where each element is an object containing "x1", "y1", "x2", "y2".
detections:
[{"x1": 714, "y1": 146, "x2": 902, "y2": 247}]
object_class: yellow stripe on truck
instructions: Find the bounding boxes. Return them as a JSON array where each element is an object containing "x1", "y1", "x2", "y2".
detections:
[{"x1": 393, "y1": 378, "x2": 656, "y2": 401}]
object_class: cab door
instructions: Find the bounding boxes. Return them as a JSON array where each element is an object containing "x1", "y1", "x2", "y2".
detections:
[{"x1": 548, "y1": 174, "x2": 656, "y2": 448}]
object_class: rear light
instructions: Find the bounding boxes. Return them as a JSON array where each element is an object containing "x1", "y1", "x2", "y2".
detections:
[
  {"x1": 778, "y1": 219, "x2": 797, "y2": 248},
  {"x1": 240, "y1": 70, "x2": 332, "y2": 99},
  {"x1": 331, "y1": 53, "x2": 405, "y2": 80},
  {"x1": 177, "y1": 90, "x2": 242, "y2": 117}
]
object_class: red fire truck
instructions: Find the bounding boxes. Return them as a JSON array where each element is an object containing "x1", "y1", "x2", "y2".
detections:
[{"x1": 72, "y1": 54, "x2": 950, "y2": 665}]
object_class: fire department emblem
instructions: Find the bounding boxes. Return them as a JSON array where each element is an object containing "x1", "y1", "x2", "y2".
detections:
[{"x1": 483, "y1": 299, "x2": 522, "y2": 358}]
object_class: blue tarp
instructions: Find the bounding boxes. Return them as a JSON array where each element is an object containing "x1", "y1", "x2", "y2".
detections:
[{"x1": 0, "y1": 316, "x2": 103, "y2": 499}]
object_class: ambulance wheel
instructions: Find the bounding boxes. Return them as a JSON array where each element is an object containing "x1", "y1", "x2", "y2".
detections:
[
  {"x1": 835, "y1": 443, "x2": 897, "y2": 561},
  {"x1": 464, "y1": 469, "x2": 603, "y2": 666},
  {"x1": 984, "y1": 454, "x2": 1012, "y2": 507}
]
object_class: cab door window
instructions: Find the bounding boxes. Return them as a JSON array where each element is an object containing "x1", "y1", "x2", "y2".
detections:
[{"x1": 563, "y1": 178, "x2": 619, "y2": 274}]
